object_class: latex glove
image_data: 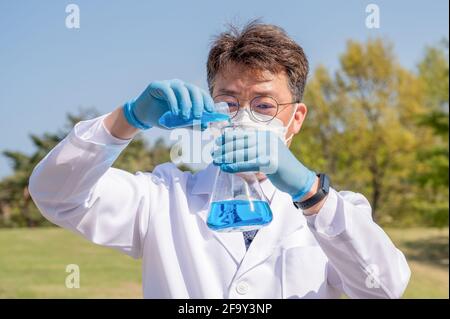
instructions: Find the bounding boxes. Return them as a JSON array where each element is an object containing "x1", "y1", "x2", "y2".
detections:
[
  {"x1": 123, "y1": 79, "x2": 215, "y2": 130},
  {"x1": 212, "y1": 129, "x2": 317, "y2": 201}
]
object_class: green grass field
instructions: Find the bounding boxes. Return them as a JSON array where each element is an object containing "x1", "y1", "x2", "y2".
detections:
[{"x1": 0, "y1": 227, "x2": 448, "y2": 298}]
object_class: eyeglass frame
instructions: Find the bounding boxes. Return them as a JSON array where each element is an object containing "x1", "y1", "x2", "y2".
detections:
[{"x1": 213, "y1": 94, "x2": 300, "y2": 122}]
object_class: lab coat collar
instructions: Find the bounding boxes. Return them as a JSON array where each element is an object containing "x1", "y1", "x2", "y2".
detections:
[{"x1": 191, "y1": 164, "x2": 306, "y2": 272}]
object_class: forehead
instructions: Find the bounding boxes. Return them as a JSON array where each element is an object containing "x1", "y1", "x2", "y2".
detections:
[{"x1": 213, "y1": 63, "x2": 291, "y2": 98}]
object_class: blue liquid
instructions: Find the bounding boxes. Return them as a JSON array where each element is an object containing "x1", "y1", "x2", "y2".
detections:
[
  {"x1": 158, "y1": 111, "x2": 230, "y2": 129},
  {"x1": 207, "y1": 200, "x2": 273, "y2": 232}
]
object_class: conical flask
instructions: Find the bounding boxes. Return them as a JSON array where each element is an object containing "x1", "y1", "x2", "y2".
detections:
[{"x1": 207, "y1": 163, "x2": 273, "y2": 232}]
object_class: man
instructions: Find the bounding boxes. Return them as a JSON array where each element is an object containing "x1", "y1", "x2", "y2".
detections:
[{"x1": 29, "y1": 21, "x2": 410, "y2": 298}]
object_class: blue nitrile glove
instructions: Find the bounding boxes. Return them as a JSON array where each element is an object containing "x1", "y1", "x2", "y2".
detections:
[
  {"x1": 211, "y1": 129, "x2": 317, "y2": 201},
  {"x1": 123, "y1": 79, "x2": 215, "y2": 130}
]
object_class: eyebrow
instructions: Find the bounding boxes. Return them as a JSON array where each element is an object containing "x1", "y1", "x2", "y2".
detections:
[
  {"x1": 217, "y1": 88, "x2": 240, "y2": 95},
  {"x1": 216, "y1": 88, "x2": 277, "y2": 97}
]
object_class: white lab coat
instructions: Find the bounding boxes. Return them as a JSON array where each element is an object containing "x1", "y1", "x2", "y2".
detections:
[{"x1": 29, "y1": 114, "x2": 411, "y2": 299}]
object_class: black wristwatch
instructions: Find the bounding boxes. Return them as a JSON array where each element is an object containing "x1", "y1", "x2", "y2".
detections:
[{"x1": 293, "y1": 173, "x2": 330, "y2": 210}]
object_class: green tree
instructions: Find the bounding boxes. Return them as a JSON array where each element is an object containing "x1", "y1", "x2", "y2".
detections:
[{"x1": 413, "y1": 39, "x2": 449, "y2": 226}]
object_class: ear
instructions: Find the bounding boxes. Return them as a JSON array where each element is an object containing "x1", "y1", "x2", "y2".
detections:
[{"x1": 290, "y1": 103, "x2": 307, "y2": 134}]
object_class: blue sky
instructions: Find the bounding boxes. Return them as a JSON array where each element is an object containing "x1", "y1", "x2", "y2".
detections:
[{"x1": 0, "y1": 0, "x2": 448, "y2": 178}]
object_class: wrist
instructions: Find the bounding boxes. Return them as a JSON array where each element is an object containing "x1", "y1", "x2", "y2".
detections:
[
  {"x1": 302, "y1": 177, "x2": 327, "y2": 215},
  {"x1": 104, "y1": 106, "x2": 140, "y2": 140},
  {"x1": 293, "y1": 176, "x2": 325, "y2": 216},
  {"x1": 294, "y1": 173, "x2": 330, "y2": 215},
  {"x1": 299, "y1": 176, "x2": 320, "y2": 202}
]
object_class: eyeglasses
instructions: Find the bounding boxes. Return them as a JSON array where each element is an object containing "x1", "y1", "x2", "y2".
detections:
[{"x1": 213, "y1": 94, "x2": 299, "y2": 122}]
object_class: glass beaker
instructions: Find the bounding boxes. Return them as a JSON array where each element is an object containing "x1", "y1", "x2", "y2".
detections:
[{"x1": 206, "y1": 127, "x2": 273, "y2": 232}]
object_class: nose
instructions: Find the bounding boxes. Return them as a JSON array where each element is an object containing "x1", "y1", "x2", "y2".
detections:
[{"x1": 230, "y1": 105, "x2": 252, "y2": 119}]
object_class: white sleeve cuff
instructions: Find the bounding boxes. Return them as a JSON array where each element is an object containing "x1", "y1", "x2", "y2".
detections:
[
  {"x1": 304, "y1": 187, "x2": 347, "y2": 238},
  {"x1": 74, "y1": 113, "x2": 132, "y2": 146}
]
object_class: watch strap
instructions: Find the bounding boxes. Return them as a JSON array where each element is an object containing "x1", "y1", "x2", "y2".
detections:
[{"x1": 293, "y1": 173, "x2": 330, "y2": 210}]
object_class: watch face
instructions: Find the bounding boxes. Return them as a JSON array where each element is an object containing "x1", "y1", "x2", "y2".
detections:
[{"x1": 321, "y1": 174, "x2": 330, "y2": 193}]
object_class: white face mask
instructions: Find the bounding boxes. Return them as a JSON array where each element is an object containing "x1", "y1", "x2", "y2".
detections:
[{"x1": 230, "y1": 106, "x2": 297, "y2": 145}]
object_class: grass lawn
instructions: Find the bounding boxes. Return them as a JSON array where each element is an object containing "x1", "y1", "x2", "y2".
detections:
[
  {"x1": 384, "y1": 227, "x2": 448, "y2": 298},
  {"x1": 0, "y1": 228, "x2": 141, "y2": 298},
  {"x1": 0, "y1": 227, "x2": 448, "y2": 298}
]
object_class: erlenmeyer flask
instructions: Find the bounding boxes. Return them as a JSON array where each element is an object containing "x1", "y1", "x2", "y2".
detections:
[{"x1": 206, "y1": 125, "x2": 273, "y2": 232}]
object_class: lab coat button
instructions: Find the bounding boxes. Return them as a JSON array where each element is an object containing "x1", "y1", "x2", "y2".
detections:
[{"x1": 236, "y1": 281, "x2": 249, "y2": 295}]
